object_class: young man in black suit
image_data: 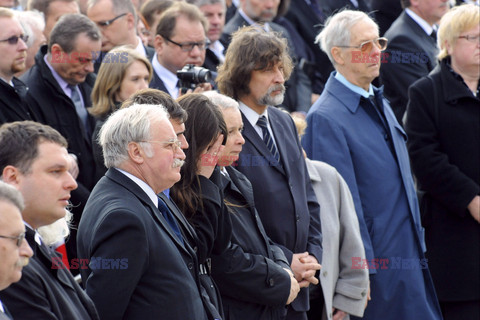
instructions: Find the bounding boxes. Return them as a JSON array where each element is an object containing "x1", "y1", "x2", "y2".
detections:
[
  {"x1": 217, "y1": 26, "x2": 322, "y2": 320},
  {"x1": 0, "y1": 121, "x2": 99, "y2": 320}
]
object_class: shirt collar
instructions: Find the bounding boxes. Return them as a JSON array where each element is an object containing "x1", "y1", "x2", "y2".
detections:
[
  {"x1": 334, "y1": 71, "x2": 373, "y2": 98},
  {"x1": 405, "y1": 8, "x2": 434, "y2": 36},
  {"x1": 239, "y1": 101, "x2": 270, "y2": 127},
  {"x1": 0, "y1": 300, "x2": 4, "y2": 313},
  {"x1": 134, "y1": 36, "x2": 147, "y2": 57},
  {"x1": 209, "y1": 40, "x2": 225, "y2": 62},
  {"x1": 44, "y1": 54, "x2": 71, "y2": 96},
  {"x1": 238, "y1": 8, "x2": 270, "y2": 32},
  {"x1": 116, "y1": 168, "x2": 159, "y2": 208},
  {"x1": 152, "y1": 53, "x2": 179, "y2": 99}
]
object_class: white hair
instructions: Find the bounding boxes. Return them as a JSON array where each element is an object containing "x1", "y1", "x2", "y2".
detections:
[
  {"x1": 99, "y1": 104, "x2": 169, "y2": 168},
  {"x1": 15, "y1": 10, "x2": 45, "y2": 47},
  {"x1": 202, "y1": 90, "x2": 239, "y2": 110},
  {"x1": 315, "y1": 10, "x2": 377, "y2": 66}
]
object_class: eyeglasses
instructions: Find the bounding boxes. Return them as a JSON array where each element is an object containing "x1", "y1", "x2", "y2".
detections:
[
  {"x1": 0, "y1": 34, "x2": 29, "y2": 45},
  {"x1": 337, "y1": 37, "x2": 388, "y2": 52},
  {"x1": 458, "y1": 35, "x2": 480, "y2": 44},
  {"x1": 96, "y1": 13, "x2": 127, "y2": 27},
  {"x1": 0, "y1": 232, "x2": 26, "y2": 247},
  {"x1": 163, "y1": 36, "x2": 211, "y2": 52},
  {"x1": 141, "y1": 139, "x2": 182, "y2": 152}
]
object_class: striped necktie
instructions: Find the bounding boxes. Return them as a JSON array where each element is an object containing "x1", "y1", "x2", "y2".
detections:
[{"x1": 257, "y1": 115, "x2": 280, "y2": 163}]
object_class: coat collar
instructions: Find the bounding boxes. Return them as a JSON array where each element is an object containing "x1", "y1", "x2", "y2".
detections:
[
  {"x1": 436, "y1": 59, "x2": 479, "y2": 104},
  {"x1": 304, "y1": 158, "x2": 322, "y2": 183}
]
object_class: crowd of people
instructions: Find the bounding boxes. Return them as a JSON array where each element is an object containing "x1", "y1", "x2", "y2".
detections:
[{"x1": 0, "y1": 0, "x2": 478, "y2": 319}]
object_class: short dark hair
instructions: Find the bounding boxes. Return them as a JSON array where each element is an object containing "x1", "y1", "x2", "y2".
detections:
[
  {"x1": 155, "y1": 1, "x2": 207, "y2": 37},
  {"x1": 216, "y1": 26, "x2": 293, "y2": 100},
  {"x1": 27, "y1": 0, "x2": 77, "y2": 19},
  {"x1": 140, "y1": 0, "x2": 174, "y2": 28},
  {"x1": 121, "y1": 88, "x2": 188, "y2": 123},
  {"x1": 48, "y1": 13, "x2": 101, "y2": 53},
  {"x1": 0, "y1": 121, "x2": 67, "y2": 174},
  {"x1": 0, "y1": 181, "x2": 24, "y2": 212}
]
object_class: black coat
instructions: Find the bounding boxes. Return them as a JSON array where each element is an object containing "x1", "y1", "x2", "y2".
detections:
[
  {"x1": 381, "y1": 11, "x2": 439, "y2": 124},
  {"x1": 21, "y1": 45, "x2": 98, "y2": 263},
  {"x1": 0, "y1": 77, "x2": 34, "y2": 124},
  {"x1": 77, "y1": 168, "x2": 209, "y2": 319},
  {"x1": 0, "y1": 228, "x2": 99, "y2": 320},
  {"x1": 211, "y1": 166, "x2": 291, "y2": 320},
  {"x1": 405, "y1": 59, "x2": 480, "y2": 301}
]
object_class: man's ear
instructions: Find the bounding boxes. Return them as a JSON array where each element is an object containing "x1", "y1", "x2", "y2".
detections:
[
  {"x1": 127, "y1": 142, "x2": 145, "y2": 165},
  {"x1": 331, "y1": 47, "x2": 346, "y2": 66},
  {"x1": 2, "y1": 165, "x2": 21, "y2": 186},
  {"x1": 154, "y1": 34, "x2": 165, "y2": 53},
  {"x1": 126, "y1": 12, "x2": 136, "y2": 30}
]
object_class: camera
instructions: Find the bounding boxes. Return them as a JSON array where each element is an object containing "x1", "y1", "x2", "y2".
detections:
[{"x1": 177, "y1": 64, "x2": 212, "y2": 92}]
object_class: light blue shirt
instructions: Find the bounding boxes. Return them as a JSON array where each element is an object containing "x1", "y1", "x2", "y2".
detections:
[
  {"x1": 334, "y1": 71, "x2": 374, "y2": 98},
  {"x1": 116, "y1": 168, "x2": 160, "y2": 208}
]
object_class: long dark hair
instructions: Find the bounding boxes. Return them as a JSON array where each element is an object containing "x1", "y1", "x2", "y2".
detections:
[{"x1": 171, "y1": 93, "x2": 227, "y2": 218}]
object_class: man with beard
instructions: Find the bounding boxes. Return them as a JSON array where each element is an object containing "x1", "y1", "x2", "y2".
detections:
[
  {"x1": 0, "y1": 8, "x2": 34, "y2": 125},
  {"x1": 77, "y1": 104, "x2": 211, "y2": 320},
  {"x1": 216, "y1": 26, "x2": 322, "y2": 320}
]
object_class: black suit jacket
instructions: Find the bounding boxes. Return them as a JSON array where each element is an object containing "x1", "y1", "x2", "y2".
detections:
[
  {"x1": 211, "y1": 166, "x2": 292, "y2": 319},
  {"x1": 77, "y1": 168, "x2": 209, "y2": 320},
  {"x1": 149, "y1": 65, "x2": 169, "y2": 94},
  {"x1": 235, "y1": 106, "x2": 322, "y2": 312},
  {"x1": 380, "y1": 11, "x2": 438, "y2": 123},
  {"x1": 0, "y1": 228, "x2": 99, "y2": 320},
  {"x1": 370, "y1": 0, "x2": 403, "y2": 36},
  {"x1": 0, "y1": 77, "x2": 34, "y2": 124},
  {"x1": 203, "y1": 48, "x2": 221, "y2": 73}
]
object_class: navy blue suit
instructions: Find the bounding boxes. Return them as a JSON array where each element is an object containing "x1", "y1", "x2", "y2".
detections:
[{"x1": 235, "y1": 106, "x2": 322, "y2": 315}]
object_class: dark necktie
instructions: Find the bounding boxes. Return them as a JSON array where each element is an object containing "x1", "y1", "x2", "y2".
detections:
[
  {"x1": 257, "y1": 116, "x2": 280, "y2": 163},
  {"x1": 157, "y1": 197, "x2": 184, "y2": 245},
  {"x1": 67, "y1": 84, "x2": 90, "y2": 137},
  {"x1": 430, "y1": 29, "x2": 437, "y2": 42}
]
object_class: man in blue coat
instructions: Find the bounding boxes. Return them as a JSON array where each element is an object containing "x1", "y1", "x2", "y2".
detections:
[
  {"x1": 217, "y1": 26, "x2": 322, "y2": 320},
  {"x1": 302, "y1": 10, "x2": 442, "y2": 319}
]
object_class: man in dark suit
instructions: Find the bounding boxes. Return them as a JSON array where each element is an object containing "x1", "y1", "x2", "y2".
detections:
[
  {"x1": 150, "y1": 2, "x2": 212, "y2": 98},
  {"x1": 0, "y1": 8, "x2": 35, "y2": 125},
  {"x1": 77, "y1": 104, "x2": 211, "y2": 320},
  {"x1": 380, "y1": 0, "x2": 449, "y2": 123},
  {"x1": 221, "y1": 0, "x2": 312, "y2": 112},
  {"x1": 87, "y1": 0, "x2": 155, "y2": 73},
  {"x1": 21, "y1": 13, "x2": 102, "y2": 268},
  {"x1": 0, "y1": 182, "x2": 33, "y2": 320},
  {"x1": 0, "y1": 121, "x2": 99, "y2": 320},
  {"x1": 217, "y1": 26, "x2": 323, "y2": 320}
]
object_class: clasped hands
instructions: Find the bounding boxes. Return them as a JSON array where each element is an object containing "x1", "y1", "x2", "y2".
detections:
[{"x1": 291, "y1": 252, "x2": 322, "y2": 288}]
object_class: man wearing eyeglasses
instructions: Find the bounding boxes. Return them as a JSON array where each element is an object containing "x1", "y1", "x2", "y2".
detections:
[
  {"x1": 87, "y1": 0, "x2": 155, "y2": 73},
  {"x1": 150, "y1": 1, "x2": 212, "y2": 99},
  {"x1": 0, "y1": 8, "x2": 35, "y2": 126},
  {"x1": 302, "y1": 10, "x2": 443, "y2": 319},
  {"x1": 380, "y1": 0, "x2": 449, "y2": 124},
  {"x1": 0, "y1": 121, "x2": 99, "y2": 319},
  {"x1": 0, "y1": 182, "x2": 33, "y2": 320},
  {"x1": 77, "y1": 104, "x2": 213, "y2": 320}
]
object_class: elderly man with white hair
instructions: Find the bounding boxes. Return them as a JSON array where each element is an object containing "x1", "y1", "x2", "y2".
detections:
[
  {"x1": 77, "y1": 104, "x2": 212, "y2": 320},
  {"x1": 302, "y1": 10, "x2": 443, "y2": 319}
]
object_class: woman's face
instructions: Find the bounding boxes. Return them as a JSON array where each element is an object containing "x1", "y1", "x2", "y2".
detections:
[
  {"x1": 448, "y1": 24, "x2": 480, "y2": 75},
  {"x1": 218, "y1": 108, "x2": 244, "y2": 167},
  {"x1": 115, "y1": 60, "x2": 150, "y2": 102}
]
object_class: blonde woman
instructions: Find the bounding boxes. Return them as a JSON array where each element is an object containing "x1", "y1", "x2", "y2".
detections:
[{"x1": 90, "y1": 45, "x2": 153, "y2": 178}]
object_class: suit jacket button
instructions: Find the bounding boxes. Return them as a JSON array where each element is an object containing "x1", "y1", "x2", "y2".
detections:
[
  {"x1": 323, "y1": 271, "x2": 328, "y2": 277},
  {"x1": 194, "y1": 246, "x2": 198, "y2": 253},
  {"x1": 269, "y1": 278, "x2": 275, "y2": 286},
  {"x1": 188, "y1": 262, "x2": 193, "y2": 270},
  {"x1": 361, "y1": 291, "x2": 366, "y2": 297},
  {"x1": 296, "y1": 215, "x2": 300, "y2": 221}
]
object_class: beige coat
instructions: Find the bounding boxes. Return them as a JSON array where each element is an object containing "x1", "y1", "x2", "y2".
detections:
[{"x1": 305, "y1": 158, "x2": 368, "y2": 319}]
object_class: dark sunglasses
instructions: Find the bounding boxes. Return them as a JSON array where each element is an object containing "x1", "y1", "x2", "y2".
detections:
[{"x1": 0, "y1": 34, "x2": 29, "y2": 45}]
